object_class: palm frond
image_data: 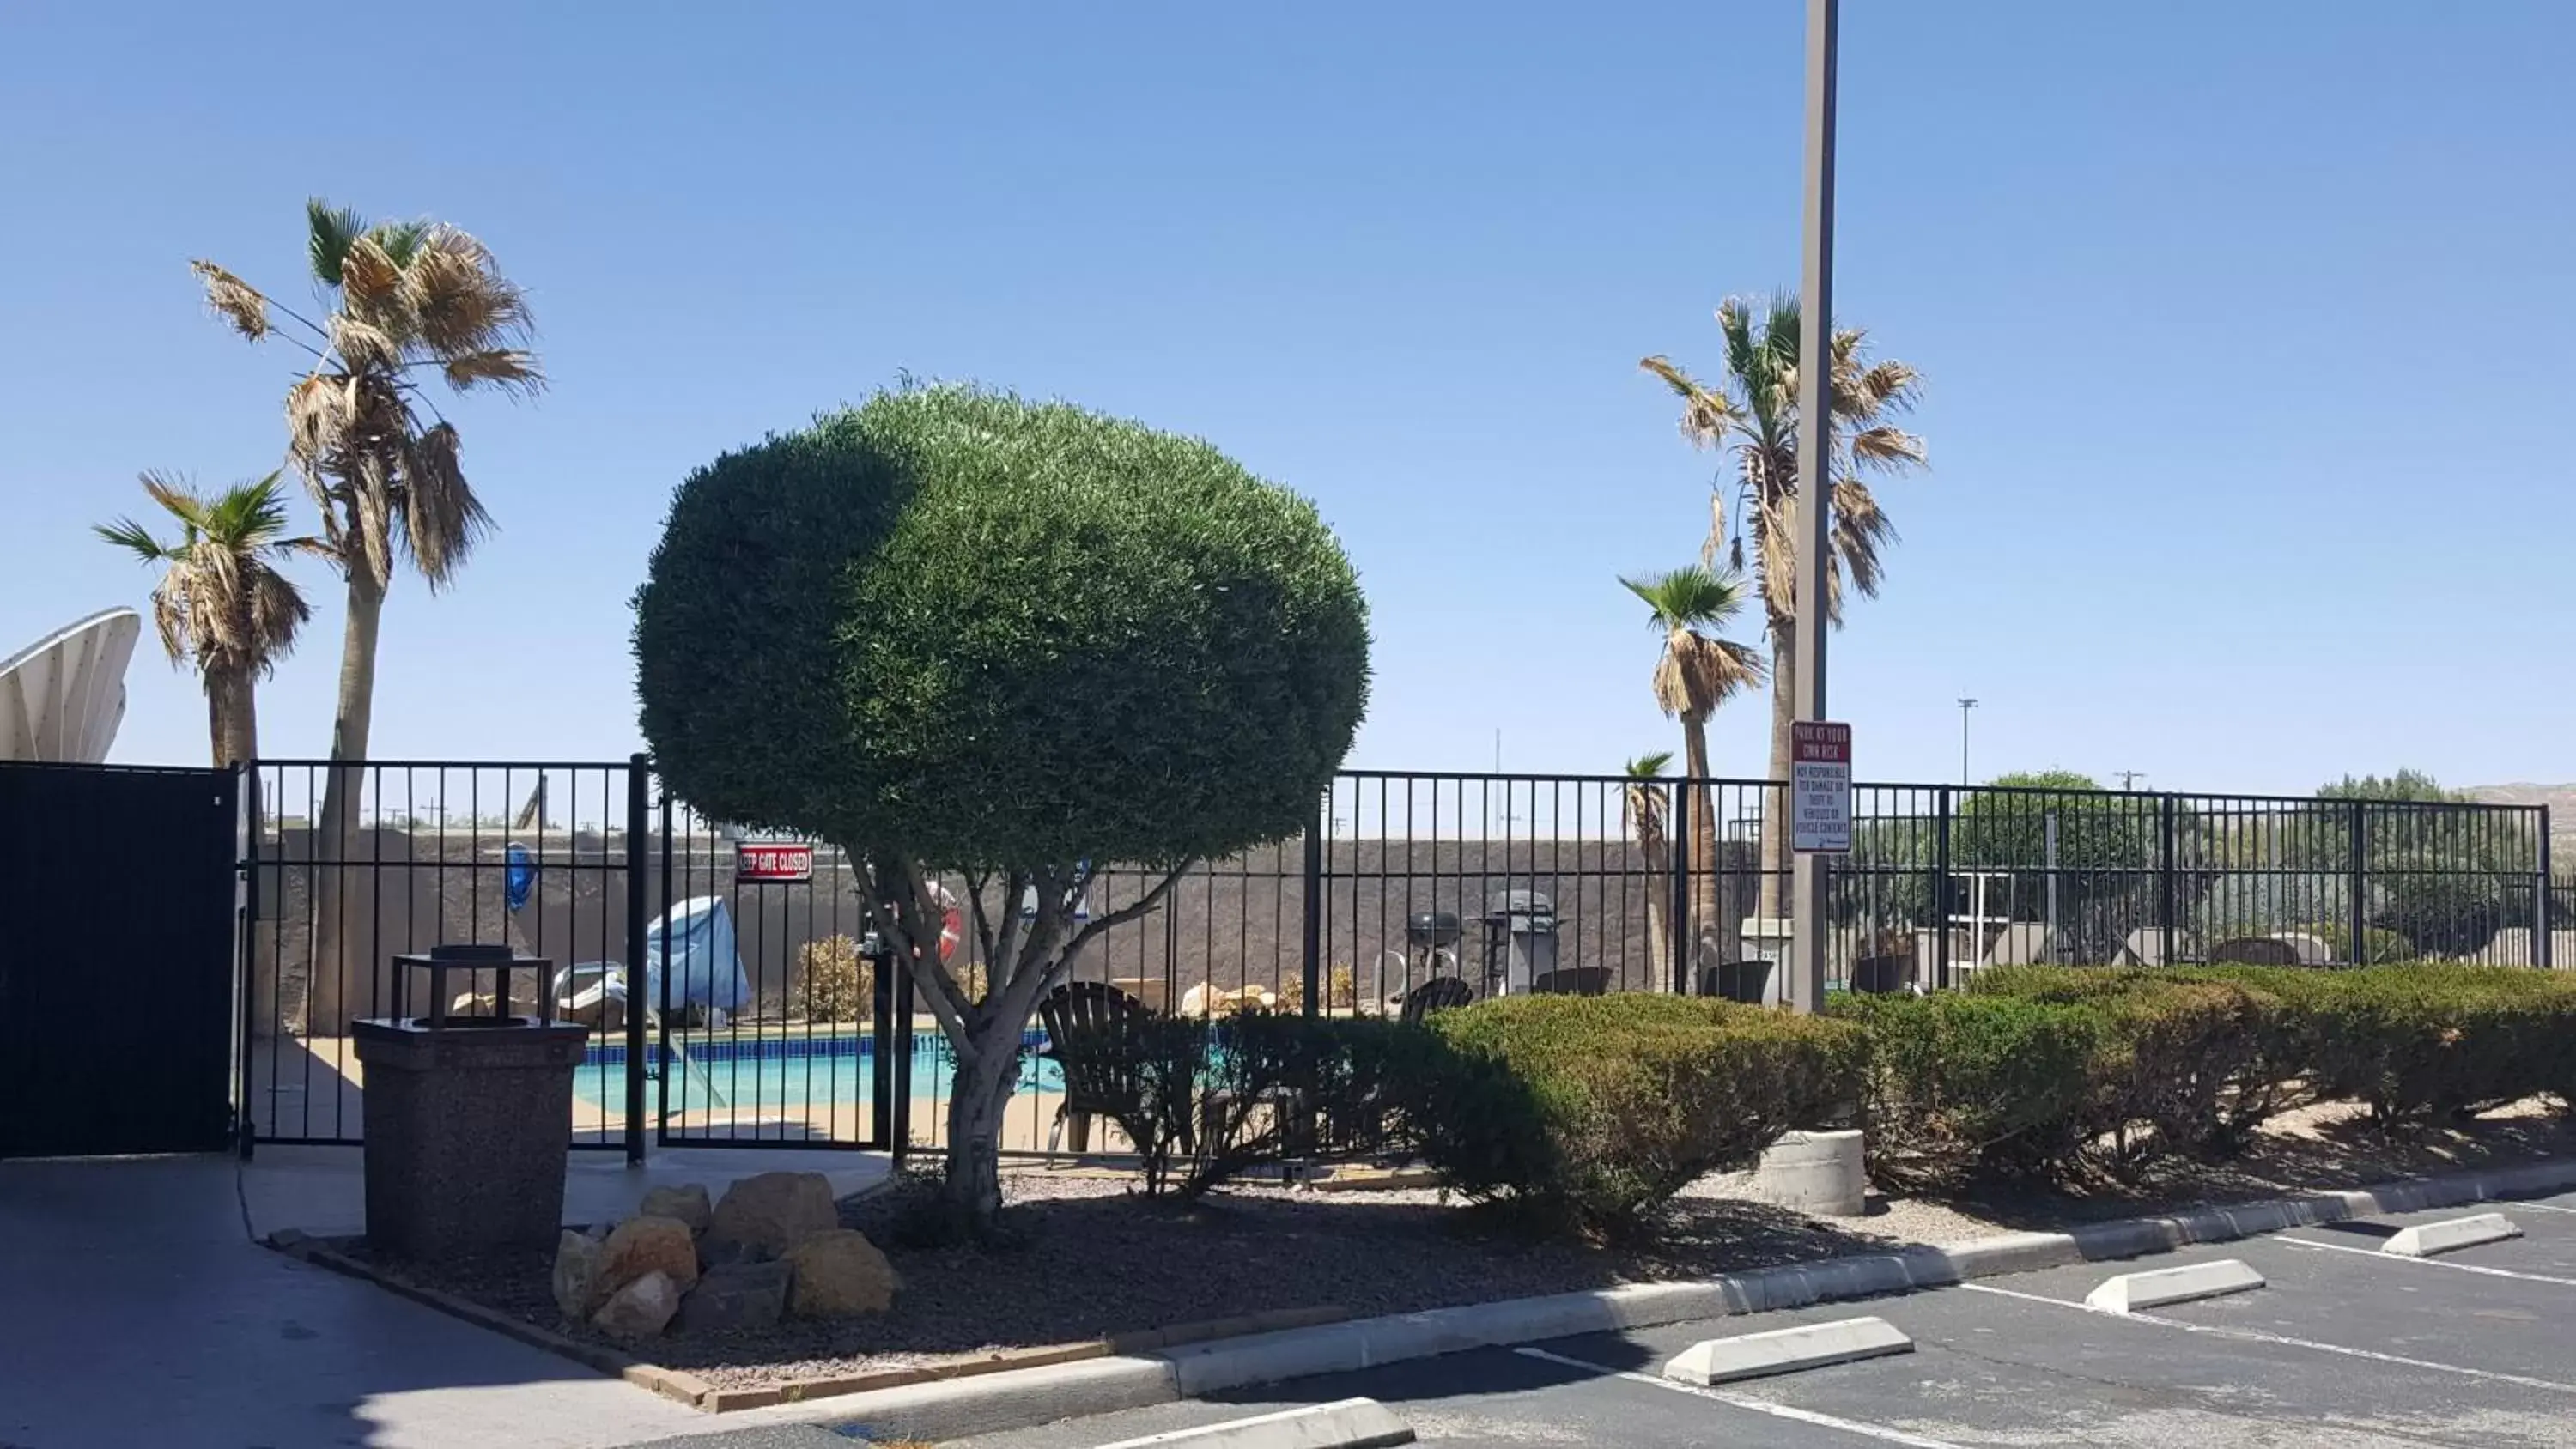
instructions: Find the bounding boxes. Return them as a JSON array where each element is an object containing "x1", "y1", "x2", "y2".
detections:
[
  {"x1": 398, "y1": 421, "x2": 489, "y2": 587},
  {"x1": 306, "y1": 198, "x2": 368, "y2": 287},
  {"x1": 405, "y1": 227, "x2": 534, "y2": 358},
  {"x1": 1625, "y1": 750, "x2": 1675, "y2": 779},
  {"x1": 1620, "y1": 564, "x2": 1753, "y2": 631},
  {"x1": 94, "y1": 518, "x2": 173, "y2": 562},
  {"x1": 1637, "y1": 355, "x2": 1733, "y2": 445},
  {"x1": 369, "y1": 219, "x2": 432, "y2": 270},
  {"x1": 243, "y1": 564, "x2": 313, "y2": 676},
  {"x1": 191, "y1": 260, "x2": 271, "y2": 342},
  {"x1": 334, "y1": 238, "x2": 405, "y2": 335},
  {"x1": 440, "y1": 348, "x2": 544, "y2": 396}
]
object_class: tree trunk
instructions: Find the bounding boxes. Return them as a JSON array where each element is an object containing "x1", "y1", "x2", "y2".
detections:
[
  {"x1": 307, "y1": 574, "x2": 385, "y2": 1037},
  {"x1": 1629, "y1": 787, "x2": 1672, "y2": 991},
  {"x1": 939, "y1": 1037, "x2": 1018, "y2": 1230},
  {"x1": 1759, "y1": 627, "x2": 1797, "y2": 920},
  {"x1": 1682, "y1": 720, "x2": 1737, "y2": 978}
]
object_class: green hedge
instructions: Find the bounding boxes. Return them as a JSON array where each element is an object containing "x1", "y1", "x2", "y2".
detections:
[
  {"x1": 1419, "y1": 995, "x2": 1863, "y2": 1237},
  {"x1": 1841, "y1": 964, "x2": 2576, "y2": 1195}
]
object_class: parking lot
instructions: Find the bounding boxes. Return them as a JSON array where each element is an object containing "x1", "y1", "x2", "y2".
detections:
[{"x1": 953, "y1": 1189, "x2": 2576, "y2": 1448}]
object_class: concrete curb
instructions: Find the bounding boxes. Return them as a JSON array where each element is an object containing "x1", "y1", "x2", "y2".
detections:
[{"x1": 753, "y1": 1153, "x2": 2576, "y2": 1442}]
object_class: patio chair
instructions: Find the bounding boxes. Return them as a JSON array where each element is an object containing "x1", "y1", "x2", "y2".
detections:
[
  {"x1": 1037, "y1": 980, "x2": 1168, "y2": 1157},
  {"x1": 1396, "y1": 974, "x2": 1476, "y2": 1023},
  {"x1": 1850, "y1": 954, "x2": 1910, "y2": 995},
  {"x1": 2208, "y1": 937, "x2": 2301, "y2": 967},
  {"x1": 1529, "y1": 967, "x2": 1610, "y2": 997}
]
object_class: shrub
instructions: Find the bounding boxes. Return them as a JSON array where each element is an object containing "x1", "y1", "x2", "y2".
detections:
[
  {"x1": 793, "y1": 935, "x2": 875, "y2": 1022},
  {"x1": 1973, "y1": 966, "x2": 2288, "y2": 1167},
  {"x1": 1831, "y1": 991, "x2": 2102, "y2": 1192},
  {"x1": 1422, "y1": 995, "x2": 1863, "y2": 1236}
]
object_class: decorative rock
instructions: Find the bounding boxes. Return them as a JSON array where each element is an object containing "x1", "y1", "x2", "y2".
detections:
[
  {"x1": 598, "y1": 1215, "x2": 700, "y2": 1298},
  {"x1": 704, "y1": 1172, "x2": 839, "y2": 1262},
  {"x1": 638, "y1": 1184, "x2": 713, "y2": 1235},
  {"x1": 551, "y1": 1229, "x2": 604, "y2": 1320},
  {"x1": 591, "y1": 1269, "x2": 682, "y2": 1340},
  {"x1": 785, "y1": 1228, "x2": 901, "y2": 1318},
  {"x1": 675, "y1": 1259, "x2": 793, "y2": 1334}
]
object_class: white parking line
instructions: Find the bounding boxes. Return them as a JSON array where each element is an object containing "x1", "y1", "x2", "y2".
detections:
[
  {"x1": 2277, "y1": 1234, "x2": 2576, "y2": 1286},
  {"x1": 1961, "y1": 1282, "x2": 2576, "y2": 1395},
  {"x1": 1514, "y1": 1346, "x2": 1966, "y2": 1448},
  {"x1": 2499, "y1": 1200, "x2": 2576, "y2": 1216}
]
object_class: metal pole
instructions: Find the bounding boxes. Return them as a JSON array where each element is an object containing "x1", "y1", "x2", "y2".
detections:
[
  {"x1": 1957, "y1": 698, "x2": 1977, "y2": 787},
  {"x1": 622, "y1": 755, "x2": 649, "y2": 1166},
  {"x1": 1787, "y1": 0, "x2": 1839, "y2": 1014}
]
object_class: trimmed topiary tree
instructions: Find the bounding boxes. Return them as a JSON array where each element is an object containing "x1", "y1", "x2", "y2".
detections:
[{"x1": 633, "y1": 385, "x2": 1370, "y2": 1228}]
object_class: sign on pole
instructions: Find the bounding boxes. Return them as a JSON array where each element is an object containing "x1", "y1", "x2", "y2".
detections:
[
  {"x1": 1790, "y1": 721, "x2": 1852, "y2": 854},
  {"x1": 735, "y1": 840, "x2": 816, "y2": 884}
]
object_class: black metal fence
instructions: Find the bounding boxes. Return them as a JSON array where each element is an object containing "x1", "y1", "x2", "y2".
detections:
[{"x1": 239, "y1": 761, "x2": 2555, "y2": 1158}]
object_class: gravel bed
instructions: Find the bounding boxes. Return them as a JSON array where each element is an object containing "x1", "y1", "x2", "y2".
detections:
[{"x1": 365, "y1": 1107, "x2": 2576, "y2": 1391}]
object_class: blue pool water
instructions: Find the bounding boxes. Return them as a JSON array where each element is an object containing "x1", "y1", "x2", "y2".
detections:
[{"x1": 569, "y1": 1032, "x2": 1063, "y2": 1113}]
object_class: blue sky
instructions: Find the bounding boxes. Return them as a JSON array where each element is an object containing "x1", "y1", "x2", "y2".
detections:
[{"x1": 3, "y1": 1, "x2": 2570, "y2": 795}]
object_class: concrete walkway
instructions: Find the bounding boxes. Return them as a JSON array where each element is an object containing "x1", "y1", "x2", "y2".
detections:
[{"x1": 0, "y1": 1149, "x2": 884, "y2": 1448}]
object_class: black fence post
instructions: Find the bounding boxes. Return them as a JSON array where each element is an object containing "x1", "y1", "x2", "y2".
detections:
[
  {"x1": 869, "y1": 925, "x2": 897, "y2": 1150},
  {"x1": 2158, "y1": 792, "x2": 2177, "y2": 968},
  {"x1": 1301, "y1": 791, "x2": 1325, "y2": 1020},
  {"x1": 2348, "y1": 799, "x2": 2369, "y2": 967},
  {"x1": 1670, "y1": 780, "x2": 1694, "y2": 994},
  {"x1": 623, "y1": 754, "x2": 649, "y2": 1166},
  {"x1": 236, "y1": 761, "x2": 258, "y2": 1161},
  {"x1": 1934, "y1": 786, "x2": 1953, "y2": 990},
  {"x1": 2540, "y1": 806, "x2": 2554, "y2": 969}
]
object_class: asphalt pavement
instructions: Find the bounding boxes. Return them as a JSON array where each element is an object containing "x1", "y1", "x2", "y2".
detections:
[{"x1": 941, "y1": 1188, "x2": 2576, "y2": 1448}]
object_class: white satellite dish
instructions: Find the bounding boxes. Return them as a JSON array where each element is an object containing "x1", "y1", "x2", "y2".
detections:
[{"x1": 0, "y1": 608, "x2": 142, "y2": 763}]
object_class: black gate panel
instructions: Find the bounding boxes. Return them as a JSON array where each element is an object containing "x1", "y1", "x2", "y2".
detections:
[{"x1": 0, "y1": 763, "x2": 238, "y2": 1157}]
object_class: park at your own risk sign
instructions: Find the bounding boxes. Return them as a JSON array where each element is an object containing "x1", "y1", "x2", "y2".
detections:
[{"x1": 1790, "y1": 721, "x2": 1852, "y2": 854}]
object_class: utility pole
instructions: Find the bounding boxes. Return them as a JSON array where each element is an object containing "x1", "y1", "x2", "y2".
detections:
[
  {"x1": 1957, "y1": 698, "x2": 1978, "y2": 787},
  {"x1": 2117, "y1": 770, "x2": 2145, "y2": 791},
  {"x1": 1787, "y1": 0, "x2": 1839, "y2": 1016}
]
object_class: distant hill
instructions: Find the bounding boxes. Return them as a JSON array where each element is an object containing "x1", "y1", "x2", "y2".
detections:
[{"x1": 2464, "y1": 784, "x2": 2576, "y2": 856}]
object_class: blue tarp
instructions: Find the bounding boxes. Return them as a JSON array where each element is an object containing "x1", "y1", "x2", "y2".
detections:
[{"x1": 646, "y1": 895, "x2": 752, "y2": 1014}]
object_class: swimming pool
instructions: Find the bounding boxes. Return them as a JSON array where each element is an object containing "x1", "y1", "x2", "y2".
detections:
[{"x1": 569, "y1": 1030, "x2": 1064, "y2": 1113}]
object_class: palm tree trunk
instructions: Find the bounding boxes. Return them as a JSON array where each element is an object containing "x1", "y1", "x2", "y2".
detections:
[
  {"x1": 1761, "y1": 627, "x2": 1796, "y2": 920},
  {"x1": 308, "y1": 573, "x2": 385, "y2": 1036},
  {"x1": 1628, "y1": 787, "x2": 1672, "y2": 991},
  {"x1": 1682, "y1": 720, "x2": 1733, "y2": 979}
]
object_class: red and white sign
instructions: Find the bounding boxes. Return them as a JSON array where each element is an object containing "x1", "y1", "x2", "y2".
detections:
[
  {"x1": 735, "y1": 841, "x2": 816, "y2": 884},
  {"x1": 1789, "y1": 721, "x2": 1852, "y2": 854}
]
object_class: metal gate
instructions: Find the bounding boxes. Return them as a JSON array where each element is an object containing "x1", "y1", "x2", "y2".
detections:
[
  {"x1": 0, "y1": 762, "x2": 239, "y2": 1158},
  {"x1": 240, "y1": 758, "x2": 896, "y2": 1155}
]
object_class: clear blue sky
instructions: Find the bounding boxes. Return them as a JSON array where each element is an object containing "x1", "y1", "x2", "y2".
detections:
[{"x1": 4, "y1": 1, "x2": 2570, "y2": 795}]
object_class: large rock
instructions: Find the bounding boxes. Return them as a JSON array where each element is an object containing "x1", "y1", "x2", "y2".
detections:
[
  {"x1": 675, "y1": 1259, "x2": 793, "y2": 1334},
  {"x1": 591, "y1": 1270, "x2": 682, "y2": 1340},
  {"x1": 598, "y1": 1215, "x2": 700, "y2": 1298},
  {"x1": 704, "y1": 1172, "x2": 838, "y2": 1262},
  {"x1": 637, "y1": 1184, "x2": 712, "y2": 1235},
  {"x1": 785, "y1": 1229, "x2": 901, "y2": 1319},
  {"x1": 551, "y1": 1229, "x2": 605, "y2": 1320}
]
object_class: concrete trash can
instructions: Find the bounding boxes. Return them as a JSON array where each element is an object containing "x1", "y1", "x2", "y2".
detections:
[{"x1": 351, "y1": 949, "x2": 588, "y2": 1258}]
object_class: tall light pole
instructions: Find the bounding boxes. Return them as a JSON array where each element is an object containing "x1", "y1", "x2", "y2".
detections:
[
  {"x1": 1787, "y1": 0, "x2": 1839, "y2": 1015},
  {"x1": 1957, "y1": 697, "x2": 1978, "y2": 786}
]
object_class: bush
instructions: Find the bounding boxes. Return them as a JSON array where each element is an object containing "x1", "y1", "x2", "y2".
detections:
[
  {"x1": 793, "y1": 935, "x2": 874, "y2": 1022},
  {"x1": 1421, "y1": 995, "x2": 1863, "y2": 1236},
  {"x1": 1831, "y1": 990, "x2": 2102, "y2": 1192},
  {"x1": 1973, "y1": 967, "x2": 2281, "y2": 1170}
]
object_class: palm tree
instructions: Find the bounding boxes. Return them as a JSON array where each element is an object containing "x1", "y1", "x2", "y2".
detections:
[
  {"x1": 1623, "y1": 566, "x2": 1765, "y2": 976},
  {"x1": 95, "y1": 470, "x2": 319, "y2": 774},
  {"x1": 1640, "y1": 293, "x2": 1925, "y2": 913},
  {"x1": 1623, "y1": 751, "x2": 1677, "y2": 990},
  {"x1": 192, "y1": 199, "x2": 541, "y2": 1033}
]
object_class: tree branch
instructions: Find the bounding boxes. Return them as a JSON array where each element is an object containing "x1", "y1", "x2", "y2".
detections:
[{"x1": 1057, "y1": 862, "x2": 1193, "y2": 968}]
